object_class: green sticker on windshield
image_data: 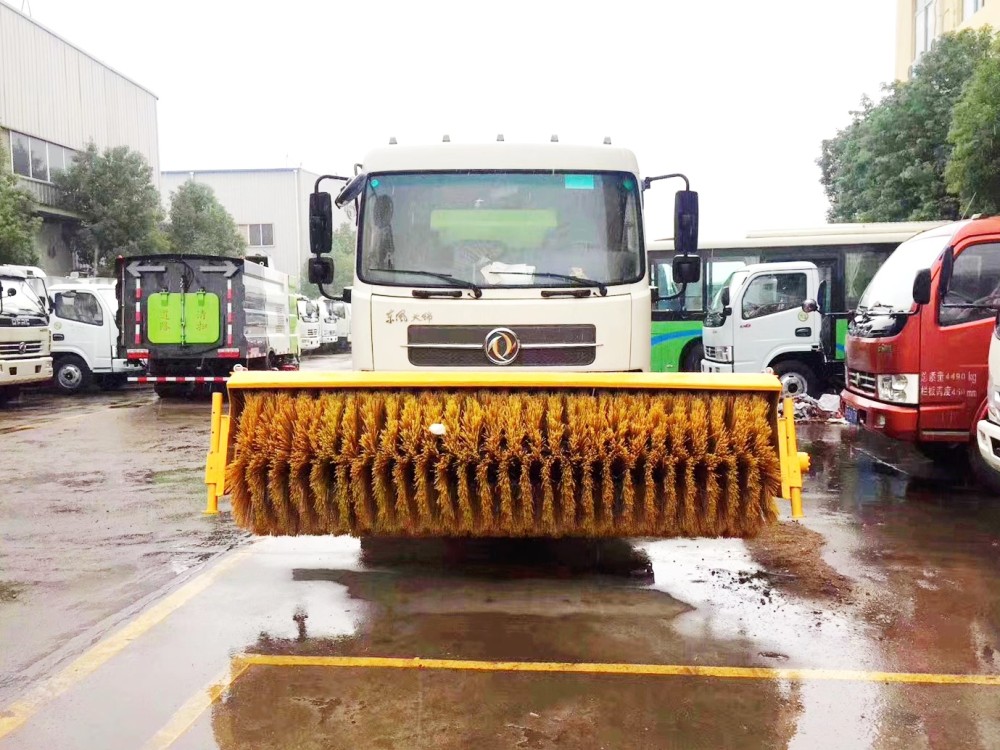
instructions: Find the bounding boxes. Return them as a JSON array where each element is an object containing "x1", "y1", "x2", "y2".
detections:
[{"x1": 564, "y1": 174, "x2": 594, "y2": 190}]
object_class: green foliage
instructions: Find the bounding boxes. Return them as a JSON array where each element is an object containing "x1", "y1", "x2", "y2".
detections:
[
  {"x1": 164, "y1": 180, "x2": 245, "y2": 256},
  {"x1": 819, "y1": 28, "x2": 994, "y2": 222},
  {"x1": 0, "y1": 159, "x2": 41, "y2": 265},
  {"x1": 946, "y1": 37, "x2": 1000, "y2": 214},
  {"x1": 300, "y1": 221, "x2": 356, "y2": 296},
  {"x1": 54, "y1": 142, "x2": 163, "y2": 273}
]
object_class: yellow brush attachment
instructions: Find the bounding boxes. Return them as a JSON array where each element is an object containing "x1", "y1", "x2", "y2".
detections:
[{"x1": 206, "y1": 371, "x2": 803, "y2": 539}]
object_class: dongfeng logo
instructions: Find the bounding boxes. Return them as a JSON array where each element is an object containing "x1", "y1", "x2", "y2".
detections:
[
  {"x1": 484, "y1": 327, "x2": 520, "y2": 366},
  {"x1": 18, "y1": 341, "x2": 27, "y2": 354}
]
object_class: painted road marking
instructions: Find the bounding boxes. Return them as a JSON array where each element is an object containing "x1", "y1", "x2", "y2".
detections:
[
  {"x1": 237, "y1": 654, "x2": 1000, "y2": 686},
  {"x1": 141, "y1": 661, "x2": 250, "y2": 750},
  {"x1": 143, "y1": 652, "x2": 1000, "y2": 748},
  {"x1": 0, "y1": 549, "x2": 250, "y2": 741}
]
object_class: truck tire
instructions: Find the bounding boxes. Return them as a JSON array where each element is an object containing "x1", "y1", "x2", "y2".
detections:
[
  {"x1": 771, "y1": 360, "x2": 817, "y2": 398},
  {"x1": 54, "y1": 355, "x2": 92, "y2": 395},
  {"x1": 681, "y1": 341, "x2": 704, "y2": 373}
]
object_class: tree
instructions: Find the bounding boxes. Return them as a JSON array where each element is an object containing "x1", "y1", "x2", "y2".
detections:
[
  {"x1": 0, "y1": 160, "x2": 41, "y2": 265},
  {"x1": 819, "y1": 28, "x2": 994, "y2": 222},
  {"x1": 946, "y1": 37, "x2": 1000, "y2": 214},
  {"x1": 165, "y1": 180, "x2": 245, "y2": 256},
  {"x1": 54, "y1": 143, "x2": 163, "y2": 274},
  {"x1": 300, "y1": 221, "x2": 356, "y2": 297}
]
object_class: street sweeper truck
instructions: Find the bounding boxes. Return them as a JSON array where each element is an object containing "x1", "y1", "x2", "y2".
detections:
[{"x1": 204, "y1": 139, "x2": 808, "y2": 538}]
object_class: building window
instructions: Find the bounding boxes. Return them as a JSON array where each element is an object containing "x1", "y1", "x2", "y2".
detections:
[
  {"x1": 9, "y1": 131, "x2": 76, "y2": 183},
  {"x1": 915, "y1": 0, "x2": 936, "y2": 62},
  {"x1": 964, "y1": 0, "x2": 986, "y2": 20},
  {"x1": 242, "y1": 223, "x2": 274, "y2": 247}
]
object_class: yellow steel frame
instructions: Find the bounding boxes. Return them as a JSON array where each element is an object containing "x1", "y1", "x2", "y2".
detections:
[{"x1": 203, "y1": 373, "x2": 809, "y2": 521}]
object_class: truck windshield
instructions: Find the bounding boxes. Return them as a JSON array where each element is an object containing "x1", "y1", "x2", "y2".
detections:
[
  {"x1": 358, "y1": 171, "x2": 642, "y2": 290},
  {"x1": 0, "y1": 276, "x2": 47, "y2": 317},
  {"x1": 704, "y1": 270, "x2": 749, "y2": 328},
  {"x1": 857, "y1": 234, "x2": 949, "y2": 313},
  {"x1": 297, "y1": 299, "x2": 318, "y2": 322}
]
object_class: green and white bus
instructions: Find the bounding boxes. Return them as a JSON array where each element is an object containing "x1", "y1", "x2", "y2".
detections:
[{"x1": 648, "y1": 222, "x2": 946, "y2": 372}]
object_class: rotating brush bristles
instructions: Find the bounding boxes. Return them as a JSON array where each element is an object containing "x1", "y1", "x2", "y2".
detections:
[{"x1": 227, "y1": 388, "x2": 781, "y2": 538}]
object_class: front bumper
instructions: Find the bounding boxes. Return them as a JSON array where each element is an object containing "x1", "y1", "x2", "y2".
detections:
[
  {"x1": 977, "y1": 419, "x2": 1000, "y2": 474},
  {"x1": 321, "y1": 334, "x2": 339, "y2": 344},
  {"x1": 0, "y1": 356, "x2": 53, "y2": 385},
  {"x1": 301, "y1": 338, "x2": 320, "y2": 351},
  {"x1": 701, "y1": 359, "x2": 734, "y2": 373},
  {"x1": 841, "y1": 388, "x2": 919, "y2": 442}
]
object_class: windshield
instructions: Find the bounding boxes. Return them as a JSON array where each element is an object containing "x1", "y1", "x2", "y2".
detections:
[
  {"x1": 704, "y1": 270, "x2": 749, "y2": 327},
  {"x1": 297, "y1": 299, "x2": 318, "y2": 321},
  {"x1": 0, "y1": 276, "x2": 47, "y2": 317},
  {"x1": 857, "y1": 234, "x2": 949, "y2": 313},
  {"x1": 358, "y1": 171, "x2": 642, "y2": 290}
]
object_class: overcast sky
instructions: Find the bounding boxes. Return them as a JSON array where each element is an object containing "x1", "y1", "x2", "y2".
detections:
[{"x1": 22, "y1": 0, "x2": 896, "y2": 240}]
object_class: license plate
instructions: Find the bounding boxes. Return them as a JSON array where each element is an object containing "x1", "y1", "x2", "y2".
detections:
[{"x1": 845, "y1": 405, "x2": 859, "y2": 425}]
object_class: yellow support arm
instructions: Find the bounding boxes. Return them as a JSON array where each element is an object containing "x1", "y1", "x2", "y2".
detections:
[
  {"x1": 777, "y1": 396, "x2": 809, "y2": 519},
  {"x1": 204, "y1": 391, "x2": 230, "y2": 515}
]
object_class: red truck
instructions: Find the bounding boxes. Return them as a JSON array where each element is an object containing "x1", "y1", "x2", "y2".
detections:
[{"x1": 842, "y1": 217, "x2": 1000, "y2": 486}]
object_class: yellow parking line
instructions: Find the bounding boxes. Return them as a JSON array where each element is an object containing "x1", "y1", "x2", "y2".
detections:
[
  {"x1": 237, "y1": 654, "x2": 1000, "y2": 686},
  {"x1": 141, "y1": 661, "x2": 250, "y2": 750},
  {"x1": 0, "y1": 549, "x2": 250, "y2": 740}
]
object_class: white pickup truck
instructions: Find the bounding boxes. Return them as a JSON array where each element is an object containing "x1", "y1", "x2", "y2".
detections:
[{"x1": 48, "y1": 279, "x2": 144, "y2": 394}]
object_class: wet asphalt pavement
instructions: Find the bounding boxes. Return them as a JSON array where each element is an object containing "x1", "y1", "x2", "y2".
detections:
[{"x1": 1, "y1": 356, "x2": 1000, "y2": 749}]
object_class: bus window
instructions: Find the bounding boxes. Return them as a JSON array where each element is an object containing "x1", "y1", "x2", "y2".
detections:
[
  {"x1": 845, "y1": 246, "x2": 885, "y2": 310},
  {"x1": 651, "y1": 259, "x2": 703, "y2": 312}
]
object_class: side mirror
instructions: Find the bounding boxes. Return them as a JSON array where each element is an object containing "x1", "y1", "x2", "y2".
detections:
[
  {"x1": 720, "y1": 287, "x2": 730, "y2": 307},
  {"x1": 801, "y1": 299, "x2": 819, "y2": 314},
  {"x1": 308, "y1": 257, "x2": 334, "y2": 285},
  {"x1": 335, "y1": 173, "x2": 367, "y2": 209},
  {"x1": 672, "y1": 254, "x2": 700, "y2": 284},
  {"x1": 939, "y1": 247, "x2": 954, "y2": 296},
  {"x1": 309, "y1": 192, "x2": 333, "y2": 255},
  {"x1": 673, "y1": 190, "x2": 699, "y2": 256},
  {"x1": 913, "y1": 268, "x2": 932, "y2": 305}
]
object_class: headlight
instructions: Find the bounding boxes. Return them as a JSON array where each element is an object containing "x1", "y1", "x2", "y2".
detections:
[
  {"x1": 877, "y1": 374, "x2": 919, "y2": 405},
  {"x1": 989, "y1": 388, "x2": 1000, "y2": 423}
]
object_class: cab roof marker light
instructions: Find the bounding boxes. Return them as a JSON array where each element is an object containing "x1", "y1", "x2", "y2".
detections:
[
  {"x1": 388, "y1": 137, "x2": 397, "y2": 145},
  {"x1": 551, "y1": 134, "x2": 559, "y2": 142},
  {"x1": 603, "y1": 136, "x2": 612, "y2": 145},
  {"x1": 442, "y1": 134, "x2": 451, "y2": 143},
  {"x1": 497, "y1": 134, "x2": 504, "y2": 142}
]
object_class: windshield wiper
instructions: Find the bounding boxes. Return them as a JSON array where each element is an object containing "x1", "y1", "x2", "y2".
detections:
[
  {"x1": 370, "y1": 268, "x2": 482, "y2": 298},
  {"x1": 489, "y1": 271, "x2": 608, "y2": 297}
]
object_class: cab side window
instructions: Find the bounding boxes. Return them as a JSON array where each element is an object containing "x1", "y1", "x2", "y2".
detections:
[
  {"x1": 54, "y1": 291, "x2": 103, "y2": 326},
  {"x1": 742, "y1": 273, "x2": 807, "y2": 320},
  {"x1": 940, "y1": 243, "x2": 1000, "y2": 327}
]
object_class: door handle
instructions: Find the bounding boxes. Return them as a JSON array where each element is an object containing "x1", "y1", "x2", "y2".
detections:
[
  {"x1": 52, "y1": 333, "x2": 65, "y2": 341},
  {"x1": 794, "y1": 327, "x2": 811, "y2": 337}
]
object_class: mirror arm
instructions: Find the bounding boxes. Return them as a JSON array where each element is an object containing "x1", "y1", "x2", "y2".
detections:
[
  {"x1": 313, "y1": 175, "x2": 350, "y2": 193},
  {"x1": 642, "y1": 173, "x2": 691, "y2": 191},
  {"x1": 317, "y1": 282, "x2": 342, "y2": 302},
  {"x1": 659, "y1": 283, "x2": 688, "y2": 301}
]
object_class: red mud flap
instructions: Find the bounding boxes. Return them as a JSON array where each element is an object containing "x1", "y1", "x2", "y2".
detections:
[{"x1": 129, "y1": 376, "x2": 230, "y2": 383}]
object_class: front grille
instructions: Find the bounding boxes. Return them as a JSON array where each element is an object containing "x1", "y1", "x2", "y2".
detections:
[
  {"x1": 407, "y1": 324, "x2": 597, "y2": 367},
  {"x1": 0, "y1": 340, "x2": 43, "y2": 358},
  {"x1": 847, "y1": 368, "x2": 877, "y2": 397}
]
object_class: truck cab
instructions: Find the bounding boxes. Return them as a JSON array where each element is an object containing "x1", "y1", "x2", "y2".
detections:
[
  {"x1": 295, "y1": 296, "x2": 320, "y2": 353},
  {"x1": 701, "y1": 261, "x2": 826, "y2": 396},
  {"x1": 317, "y1": 298, "x2": 341, "y2": 351},
  {"x1": 48, "y1": 280, "x2": 144, "y2": 394},
  {"x1": 0, "y1": 265, "x2": 53, "y2": 403}
]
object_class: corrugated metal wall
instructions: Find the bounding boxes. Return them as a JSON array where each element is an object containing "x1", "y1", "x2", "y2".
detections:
[{"x1": 0, "y1": 2, "x2": 159, "y2": 178}]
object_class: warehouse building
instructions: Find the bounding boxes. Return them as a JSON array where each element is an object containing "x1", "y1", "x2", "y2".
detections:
[
  {"x1": 896, "y1": 0, "x2": 1000, "y2": 80},
  {"x1": 160, "y1": 168, "x2": 346, "y2": 283},
  {"x1": 0, "y1": 0, "x2": 159, "y2": 274}
]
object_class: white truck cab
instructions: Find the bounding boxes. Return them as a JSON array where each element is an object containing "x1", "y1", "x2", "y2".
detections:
[
  {"x1": 0, "y1": 265, "x2": 53, "y2": 403},
  {"x1": 296, "y1": 296, "x2": 320, "y2": 353},
  {"x1": 701, "y1": 261, "x2": 825, "y2": 396},
  {"x1": 317, "y1": 298, "x2": 341, "y2": 351},
  {"x1": 48, "y1": 279, "x2": 144, "y2": 393}
]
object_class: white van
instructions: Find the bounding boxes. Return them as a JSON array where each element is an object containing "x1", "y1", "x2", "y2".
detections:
[
  {"x1": 48, "y1": 280, "x2": 144, "y2": 393},
  {"x1": 701, "y1": 261, "x2": 827, "y2": 396}
]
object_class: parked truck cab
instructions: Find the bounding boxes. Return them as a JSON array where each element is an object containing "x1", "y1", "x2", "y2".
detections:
[
  {"x1": 842, "y1": 218, "x2": 1000, "y2": 479},
  {"x1": 701, "y1": 261, "x2": 827, "y2": 396},
  {"x1": 0, "y1": 266, "x2": 53, "y2": 404}
]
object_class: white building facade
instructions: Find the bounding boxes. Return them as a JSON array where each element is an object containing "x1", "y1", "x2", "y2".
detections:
[
  {"x1": 160, "y1": 168, "x2": 343, "y2": 284},
  {"x1": 0, "y1": 0, "x2": 160, "y2": 274}
]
